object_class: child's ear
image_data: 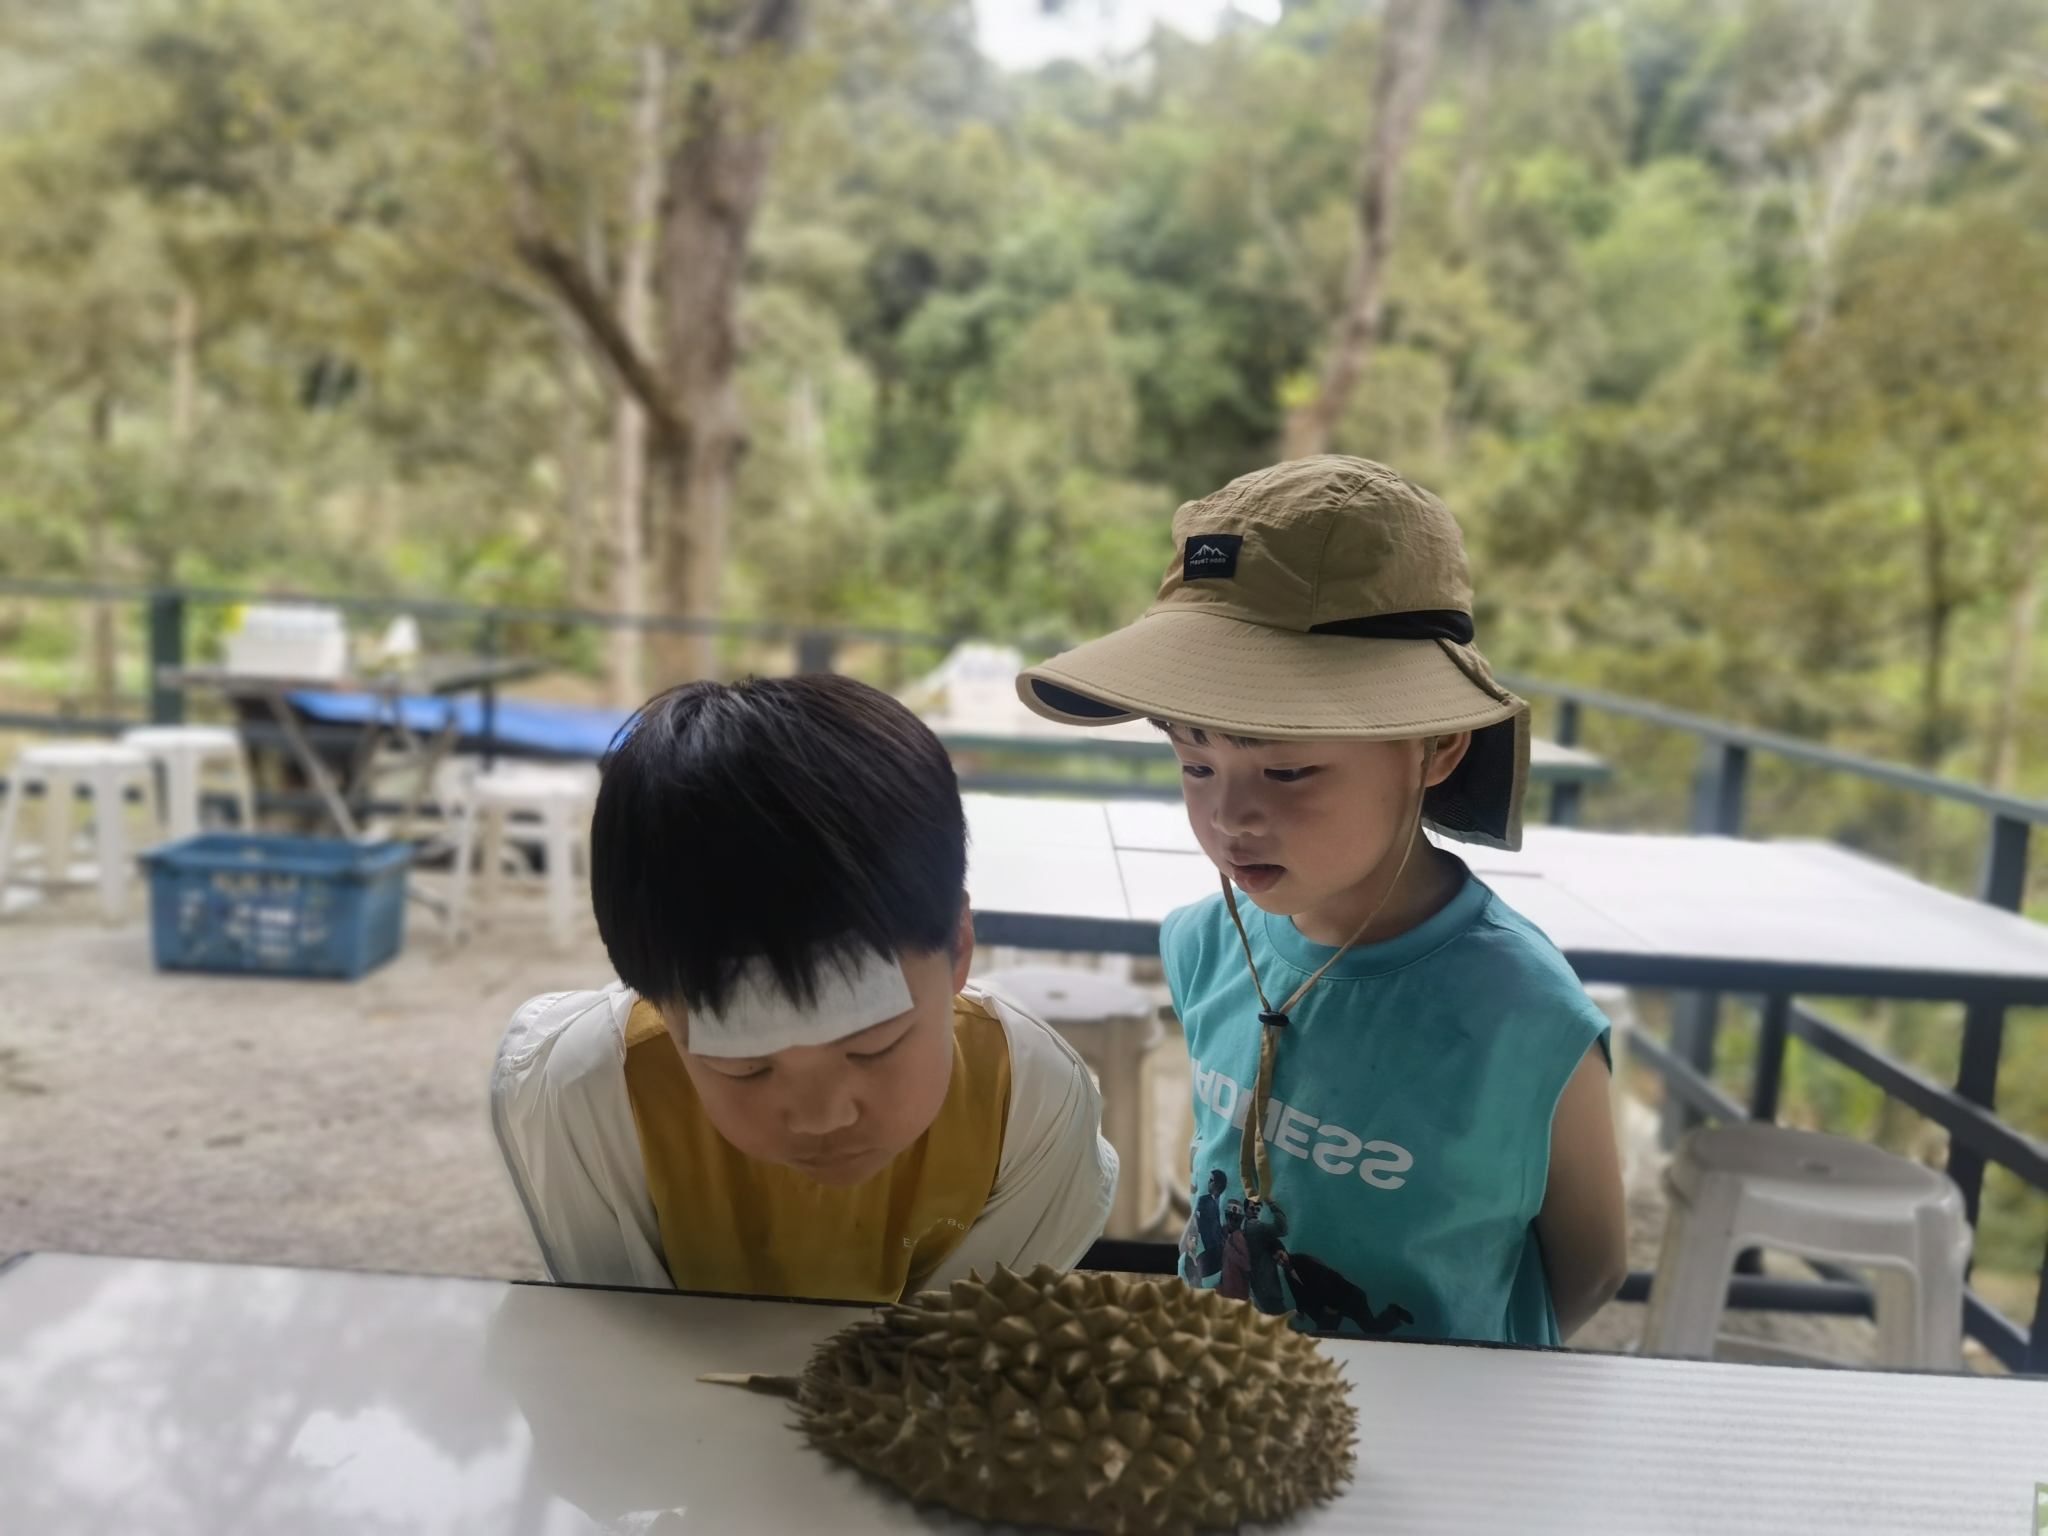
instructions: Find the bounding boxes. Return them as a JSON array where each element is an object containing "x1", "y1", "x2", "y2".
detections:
[
  {"x1": 951, "y1": 893, "x2": 975, "y2": 993},
  {"x1": 1425, "y1": 731, "x2": 1473, "y2": 786}
]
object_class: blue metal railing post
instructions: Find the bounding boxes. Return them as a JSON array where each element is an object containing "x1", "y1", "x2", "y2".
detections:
[
  {"x1": 1980, "y1": 815, "x2": 2031, "y2": 913},
  {"x1": 147, "y1": 589, "x2": 186, "y2": 724},
  {"x1": 1950, "y1": 999, "x2": 2008, "y2": 1232},
  {"x1": 1692, "y1": 739, "x2": 1749, "y2": 837},
  {"x1": 796, "y1": 631, "x2": 838, "y2": 674},
  {"x1": 1662, "y1": 740, "x2": 1750, "y2": 1147},
  {"x1": 1749, "y1": 993, "x2": 1790, "y2": 1123},
  {"x1": 1948, "y1": 818, "x2": 2031, "y2": 1254},
  {"x1": 1549, "y1": 699, "x2": 1584, "y2": 826},
  {"x1": 2028, "y1": 1239, "x2": 2048, "y2": 1374}
]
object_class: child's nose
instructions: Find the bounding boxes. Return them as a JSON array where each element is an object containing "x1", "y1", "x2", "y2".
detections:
[
  {"x1": 783, "y1": 1078, "x2": 860, "y2": 1138},
  {"x1": 1211, "y1": 777, "x2": 1268, "y2": 837}
]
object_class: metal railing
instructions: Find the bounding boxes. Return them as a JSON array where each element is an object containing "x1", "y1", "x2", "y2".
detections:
[
  {"x1": 1501, "y1": 676, "x2": 2048, "y2": 1372},
  {"x1": 5, "y1": 580, "x2": 2048, "y2": 1368}
]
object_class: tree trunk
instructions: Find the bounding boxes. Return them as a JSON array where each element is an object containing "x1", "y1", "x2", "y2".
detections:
[
  {"x1": 649, "y1": 9, "x2": 799, "y2": 683},
  {"x1": 1450, "y1": 0, "x2": 1493, "y2": 266},
  {"x1": 463, "y1": 0, "x2": 799, "y2": 686},
  {"x1": 559, "y1": 336, "x2": 594, "y2": 606},
  {"x1": 1986, "y1": 521, "x2": 2044, "y2": 790},
  {"x1": 88, "y1": 391, "x2": 118, "y2": 713},
  {"x1": 609, "y1": 42, "x2": 664, "y2": 708},
  {"x1": 170, "y1": 288, "x2": 197, "y2": 445},
  {"x1": 1281, "y1": 0, "x2": 1452, "y2": 462},
  {"x1": 1916, "y1": 483, "x2": 1953, "y2": 770}
]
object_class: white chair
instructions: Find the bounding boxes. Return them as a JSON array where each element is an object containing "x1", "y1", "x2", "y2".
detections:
[
  {"x1": 0, "y1": 741, "x2": 155, "y2": 921},
  {"x1": 121, "y1": 725, "x2": 255, "y2": 842},
  {"x1": 978, "y1": 966, "x2": 1164, "y2": 1238},
  {"x1": 1640, "y1": 1122, "x2": 1971, "y2": 1370},
  {"x1": 445, "y1": 761, "x2": 600, "y2": 950}
]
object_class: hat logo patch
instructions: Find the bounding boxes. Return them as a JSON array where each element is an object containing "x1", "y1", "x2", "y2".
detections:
[{"x1": 1183, "y1": 533, "x2": 1243, "y2": 581}]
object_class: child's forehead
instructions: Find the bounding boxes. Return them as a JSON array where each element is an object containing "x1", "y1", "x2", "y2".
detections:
[
  {"x1": 1160, "y1": 720, "x2": 1414, "y2": 756},
  {"x1": 663, "y1": 999, "x2": 909, "y2": 1063}
]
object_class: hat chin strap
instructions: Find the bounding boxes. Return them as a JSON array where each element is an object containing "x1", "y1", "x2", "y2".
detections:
[{"x1": 1221, "y1": 739, "x2": 1438, "y2": 1206}]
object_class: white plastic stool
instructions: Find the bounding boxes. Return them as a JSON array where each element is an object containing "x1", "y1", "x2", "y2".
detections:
[
  {"x1": 121, "y1": 725, "x2": 254, "y2": 841},
  {"x1": 446, "y1": 761, "x2": 600, "y2": 950},
  {"x1": 0, "y1": 741, "x2": 155, "y2": 921},
  {"x1": 1641, "y1": 1122, "x2": 1971, "y2": 1370},
  {"x1": 979, "y1": 966, "x2": 1163, "y2": 1237}
]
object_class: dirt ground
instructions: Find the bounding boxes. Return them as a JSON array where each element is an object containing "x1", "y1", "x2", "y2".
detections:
[
  {"x1": 0, "y1": 886, "x2": 575, "y2": 1282},
  {"x1": 0, "y1": 880, "x2": 1985, "y2": 1371}
]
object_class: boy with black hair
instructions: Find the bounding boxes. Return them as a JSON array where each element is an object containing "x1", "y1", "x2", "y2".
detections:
[
  {"x1": 1018, "y1": 455, "x2": 1626, "y2": 1344},
  {"x1": 492, "y1": 675, "x2": 1116, "y2": 1302}
]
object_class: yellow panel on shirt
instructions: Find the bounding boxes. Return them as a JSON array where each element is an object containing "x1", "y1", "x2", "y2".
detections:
[{"x1": 621, "y1": 992, "x2": 1011, "y2": 1303}]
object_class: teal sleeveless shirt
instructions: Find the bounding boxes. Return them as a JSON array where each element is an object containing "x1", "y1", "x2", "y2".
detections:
[{"x1": 1162, "y1": 862, "x2": 1608, "y2": 1345}]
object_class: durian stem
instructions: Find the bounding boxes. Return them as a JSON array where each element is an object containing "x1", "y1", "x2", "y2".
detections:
[{"x1": 698, "y1": 1372, "x2": 801, "y2": 1398}]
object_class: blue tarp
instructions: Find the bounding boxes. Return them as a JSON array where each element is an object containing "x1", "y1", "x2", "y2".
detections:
[{"x1": 288, "y1": 691, "x2": 634, "y2": 760}]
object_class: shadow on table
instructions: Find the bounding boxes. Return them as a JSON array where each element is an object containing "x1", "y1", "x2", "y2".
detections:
[{"x1": 487, "y1": 1281, "x2": 1088, "y2": 1534}]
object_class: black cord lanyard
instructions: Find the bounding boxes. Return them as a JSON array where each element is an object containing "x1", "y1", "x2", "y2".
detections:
[{"x1": 1220, "y1": 741, "x2": 1436, "y2": 1205}]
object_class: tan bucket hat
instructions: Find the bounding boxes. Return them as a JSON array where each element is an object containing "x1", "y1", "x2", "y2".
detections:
[{"x1": 1017, "y1": 455, "x2": 1530, "y2": 849}]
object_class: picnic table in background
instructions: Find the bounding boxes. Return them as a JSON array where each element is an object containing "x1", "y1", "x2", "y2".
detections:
[
  {"x1": 1, "y1": 1250, "x2": 2041, "y2": 1534},
  {"x1": 159, "y1": 657, "x2": 542, "y2": 840}
]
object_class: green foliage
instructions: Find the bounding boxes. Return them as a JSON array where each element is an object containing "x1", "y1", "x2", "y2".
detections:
[{"x1": 0, "y1": 0, "x2": 2046, "y2": 765}]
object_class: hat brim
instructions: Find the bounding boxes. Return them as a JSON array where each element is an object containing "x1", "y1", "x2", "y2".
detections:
[
  {"x1": 1016, "y1": 609, "x2": 1529, "y2": 849},
  {"x1": 1018, "y1": 609, "x2": 1519, "y2": 738}
]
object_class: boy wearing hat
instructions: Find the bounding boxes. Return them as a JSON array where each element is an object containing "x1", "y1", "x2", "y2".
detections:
[
  {"x1": 1019, "y1": 456, "x2": 1626, "y2": 1344},
  {"x1": 492, "y1": 675, "x2": 1117, "y2": 1302}
]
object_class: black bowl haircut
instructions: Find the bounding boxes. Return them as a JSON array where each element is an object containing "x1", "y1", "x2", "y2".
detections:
[{"x1": 590, "y1": 674, "x2": 967, "y2": 1017}]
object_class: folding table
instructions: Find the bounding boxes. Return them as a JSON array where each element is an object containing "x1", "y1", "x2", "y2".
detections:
[{"x1": 159, "y1": 658, "x2": 541, "y2": 839}]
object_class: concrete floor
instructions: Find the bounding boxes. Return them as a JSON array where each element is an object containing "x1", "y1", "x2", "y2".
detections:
[{"x1": 0, "y1": 884, "x2": 575, "y2": 1282}]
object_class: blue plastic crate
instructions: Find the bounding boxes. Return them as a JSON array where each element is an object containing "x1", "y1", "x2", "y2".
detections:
[{"x1": 142, "y1": 834, "x2": 411, "y2": 980}]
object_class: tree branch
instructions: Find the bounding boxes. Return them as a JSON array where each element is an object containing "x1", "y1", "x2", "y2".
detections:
[
  {"x1": 1282, "y1": 0, "x2": 1452, "y2": 461},
  {"x1": 457, "y1": 0, "x2": 690, "y2": 453},
  {"x1": 514, "y1": 234, "x2": 689, "y2": 451}
]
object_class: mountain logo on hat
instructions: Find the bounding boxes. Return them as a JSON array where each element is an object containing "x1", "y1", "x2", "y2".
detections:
[{"x1": 1183, "y1": 533, "x2": 1243, "y2": 581}]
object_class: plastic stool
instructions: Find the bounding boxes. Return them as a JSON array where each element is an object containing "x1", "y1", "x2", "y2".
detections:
[
  {"x1": 122, "y1": 725, "x2": 255, "y2": 841},
  {"x1": 1641, "y1": 1122, "x2": 1971, "y2": 1369},
  {"x1": 0, "y1": 741, "x2": 155, "y2": 920},
  {"x1": 979, "y1": 966, "x2": 1162, "y2": 1237},
  {"x1": 446, "y1": 761, "x2": 600, "y2": 949}
]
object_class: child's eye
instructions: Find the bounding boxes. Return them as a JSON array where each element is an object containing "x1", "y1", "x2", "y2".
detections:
[
  {"x1": 1262, "y1": 766, "x2": 1318, "y2": 783},
  {"x1": 849, "y1": 1029, "x2": 911, "y2": 1064},
  {"x1": 1180, "y1": 763, "x2": 1213, "y2": 779}
]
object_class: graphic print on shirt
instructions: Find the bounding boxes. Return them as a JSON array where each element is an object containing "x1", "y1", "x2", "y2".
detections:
[
  {"x1": 1184, "y1": 1051, "x2": 1420, "y2": 1333},
  {"x1": 1188, "y1": 1173, "x2": 1414, "y2": 1335}
]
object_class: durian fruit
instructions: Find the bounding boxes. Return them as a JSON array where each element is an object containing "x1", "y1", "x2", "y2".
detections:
[{"x1": 792, "y1": 1263, "x2": 1356, "y2": 1535}]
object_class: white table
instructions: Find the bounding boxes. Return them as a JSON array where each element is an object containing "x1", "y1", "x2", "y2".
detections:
[
  {"x1": 965, "y1": 796, "x2": 2048, "y2": 1004},
  {"x1": 2, "y1": 1251, "x2": 2043, "y2": 1535}
]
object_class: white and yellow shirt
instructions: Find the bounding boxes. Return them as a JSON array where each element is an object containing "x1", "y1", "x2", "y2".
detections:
[{"x1": 491, "y1": 983, "x2": 1117, "y2": 1301}]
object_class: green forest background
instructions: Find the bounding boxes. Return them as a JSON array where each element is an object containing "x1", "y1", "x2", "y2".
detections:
[{"x1": 4, "y1": 0, "x2": 2048, "y2": 1331}]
